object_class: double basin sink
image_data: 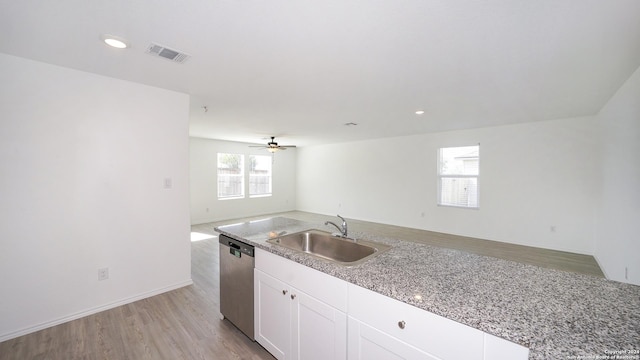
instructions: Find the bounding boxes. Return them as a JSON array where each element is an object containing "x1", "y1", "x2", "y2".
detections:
[{"x1": 267, "y1": 229, "x2": 391, "y2": 266}]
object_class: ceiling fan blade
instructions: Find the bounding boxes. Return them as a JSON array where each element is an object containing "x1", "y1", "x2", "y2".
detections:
[{"x1": 248, "y1": 136, "x2": 296, "y2": 151}]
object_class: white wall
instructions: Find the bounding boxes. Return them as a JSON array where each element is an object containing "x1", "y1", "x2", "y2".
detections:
[
  {"x1": 595, "y1": 65, "x2": 640, "y2": 285},
  {"x1": 0, "y1": 54, "x2": 192, "y2": 341},
  {"x1": 297, "y1": 117, "x2": 599, "y2": 254},
  {"x1": 190, "y1": 137, "x2": 296, "y2": 224}
]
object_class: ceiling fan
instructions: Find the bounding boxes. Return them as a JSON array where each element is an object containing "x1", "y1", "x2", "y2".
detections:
[{"x1": 249, "y1": 136, "x2": 296, "y2": 153}]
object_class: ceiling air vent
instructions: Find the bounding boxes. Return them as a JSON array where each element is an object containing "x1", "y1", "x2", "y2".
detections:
[{"x1": 145, "y1": 43, "x2": 190, "y2": 64}]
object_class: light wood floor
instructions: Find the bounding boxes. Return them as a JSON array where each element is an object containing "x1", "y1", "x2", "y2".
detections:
[
  {"x1": 0, "y1": 211, "x2": 603, "y2": 360},
  {"x1": 0, "y1": 232, "x2": 274, "y2": 360}
]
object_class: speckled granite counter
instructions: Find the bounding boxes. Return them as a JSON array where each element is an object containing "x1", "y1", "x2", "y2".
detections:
[{"x1": 213, "y1": 217, "x2": 640, "y2": 360}]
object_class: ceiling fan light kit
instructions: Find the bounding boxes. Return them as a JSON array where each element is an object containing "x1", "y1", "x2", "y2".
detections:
[{"x1": 249, "y1": 136, "x2": 296, "y2": 153}]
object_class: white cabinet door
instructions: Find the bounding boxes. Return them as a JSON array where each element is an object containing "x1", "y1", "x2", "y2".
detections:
[
  {"x1": 255, "y1": 269, "x2": 290, "y2": 360},
  {"x1": 483, "y1": 333, "x2": 529, "y2": 360},
  {"x1": 348, "y1": 317, "x2": 438, "y2": 360},
  {"x1": 255, "y1": 254, "x2": 348, "y2": 360},
  {"x1": 292, "y1": 290, "x2": 347, "y2": 360}
]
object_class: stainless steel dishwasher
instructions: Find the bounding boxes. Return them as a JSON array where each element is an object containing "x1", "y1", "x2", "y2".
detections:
[{"x1": 219, "y1": 234, "x2": 255, "y2": 340}]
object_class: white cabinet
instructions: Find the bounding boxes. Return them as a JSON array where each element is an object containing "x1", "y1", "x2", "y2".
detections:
[
  {"x1": 291, "y1": 282, "x2": 347, "y2": 360},
  {"x1": 483, "y1": 333, "x2": 529, "y2": 360},
  {"x1": 347, "y1": 284, "x2": 528, "y2": 360},
  {"x1": 254, "y1": 249, "x2": 348, "y2": 360},
  {"x1": 254, "y1": 270, "x2": 290, "y2": 359},
  {"x1": 348, "y1": 317, "x2": 438, "y2": 360},
  {"x1": 348, "y1": 284, "x2": 485, "y2": 360}
]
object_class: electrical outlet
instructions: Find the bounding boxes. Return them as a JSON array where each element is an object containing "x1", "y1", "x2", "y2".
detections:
[
  {"x1": 550, "y1": 225, "x2": 556, "y2": 233},
  {"x1": 98, "y1": 268, "x2": 109, "y2": 281},
  {"x1": 163, "y1": 177, "x2": 172, "y2": 189},
  {"x1": 625, "y1": 267, "x2": 628, "y2": 280}
]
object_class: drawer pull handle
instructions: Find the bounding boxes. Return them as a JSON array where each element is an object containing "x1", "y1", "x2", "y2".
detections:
[
  {"x1": 291, "y1": 294, "x2": 296, "y2": 300},
  {"x1": 398, "y1": 320, "x2": 406, "y2": 329},
  {"x1": 282, "y1": 290, "x2": 288, "y2": 295}
]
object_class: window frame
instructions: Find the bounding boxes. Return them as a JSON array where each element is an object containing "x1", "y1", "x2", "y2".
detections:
[
  {"x1": 217, "y1": 153, "x2": 245, "y2": 200},
  {"x1": 437, "y1": 145, "x2": 480, "y2": 209},
  {"x1": 249, "y1": 154, "x2": 273, "y2": 198}
]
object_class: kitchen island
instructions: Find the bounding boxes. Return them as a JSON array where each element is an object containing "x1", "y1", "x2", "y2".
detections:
[{"x1": 216, "y1": 217, "x2": 640, "y2": 359}]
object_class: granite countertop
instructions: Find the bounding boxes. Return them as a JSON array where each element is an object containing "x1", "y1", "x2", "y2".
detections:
[{"x1": 214, "y1": 217, "x2": 640, "y2": 360}]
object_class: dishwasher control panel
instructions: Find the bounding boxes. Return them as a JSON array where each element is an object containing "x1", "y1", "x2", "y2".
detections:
[{"x1": 219, "y1": 235, "x2": 255, "y2": 257}]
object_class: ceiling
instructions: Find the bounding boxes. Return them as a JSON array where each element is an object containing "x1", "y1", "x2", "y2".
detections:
[{"x1": 2, "y1": 0, "x2": 640, "y2": 147}]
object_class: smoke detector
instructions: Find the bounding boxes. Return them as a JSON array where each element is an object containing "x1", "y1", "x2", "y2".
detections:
[{"x1": 145, "y1": 43, "x2": 190, "y2": 64}]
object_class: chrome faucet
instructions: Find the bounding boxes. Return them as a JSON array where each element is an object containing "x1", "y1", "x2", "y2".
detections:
[{"x1": 325, "y1": 214, "x2": 348, "y2": 238}]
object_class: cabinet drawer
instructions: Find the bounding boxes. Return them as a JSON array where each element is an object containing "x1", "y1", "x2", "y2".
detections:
[
  {"x1": 348, "y1": 317, "x2": 439, "y2": 360},
  {"x1": 348, "y1": 284, "x2": 484, "y2": 360},
  {"x1": 256, "y1": 248, "x2": 348, "y2": 312}
]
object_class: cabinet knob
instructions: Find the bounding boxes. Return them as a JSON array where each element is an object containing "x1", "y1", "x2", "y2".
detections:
[
  {"x1": 398, "y1": 320, "x2": 406, "y2": 329},
  {"x1": 291, "y1": 294, "x2": 296, "y2": 300},
  {"x1": 282, "y1": 290, "x2": 288, "y2": 295}
]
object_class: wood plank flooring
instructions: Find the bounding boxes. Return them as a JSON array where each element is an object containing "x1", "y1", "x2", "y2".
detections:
[
  {"x1": 0, "y1": 210, "x2": 603, "y2": 360},
  {"x1": 0, "y1": 232, "x2": 274, "y2": 360}
]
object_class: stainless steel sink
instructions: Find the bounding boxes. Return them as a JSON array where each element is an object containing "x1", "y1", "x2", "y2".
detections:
[{"x1": 267, "y1": 229, "x2": 391, "y2": 266}]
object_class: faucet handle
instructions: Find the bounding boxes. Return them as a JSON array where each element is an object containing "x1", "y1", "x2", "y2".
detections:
[{"x1": 336, "y1": 214, "x2": 348, "y2": 237}]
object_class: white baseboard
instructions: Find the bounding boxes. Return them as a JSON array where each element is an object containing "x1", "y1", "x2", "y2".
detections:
[
  {"x1": 0, "y1": 279, "x2": 193, "y2": 343},
  {"x1": 593, "y1": 254, "x2": 610, "y2": 280}
]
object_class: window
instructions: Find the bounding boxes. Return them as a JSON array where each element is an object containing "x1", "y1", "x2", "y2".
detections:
[
  {"x1": 217, "y1": 153, "x2": 244, "y2": 199},
  {"x1": 438, "y1": 145, "x2": 479, "y2": 208},
  {"x1": 249, "y1": 155, "x2": 272, "y2": 197}
]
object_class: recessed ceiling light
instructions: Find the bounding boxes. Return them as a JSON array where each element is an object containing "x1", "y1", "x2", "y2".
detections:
[
  {"x1": 415, "y1": 110, "x2": 425, "y2": 115},
  {"x1": 101, "y1": 34, "x2": 129, "y2": 49}
]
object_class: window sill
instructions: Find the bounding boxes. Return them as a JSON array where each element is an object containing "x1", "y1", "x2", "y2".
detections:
[
  {"x1": 218, "y1": 196, "x2": 245, "y2": 201},
  {"x1": 437, "y1": 204, "x2": 479, "y2": 210},
  {"x1": 249, "y1": 194, "x2": 272, "y2": 198}
]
